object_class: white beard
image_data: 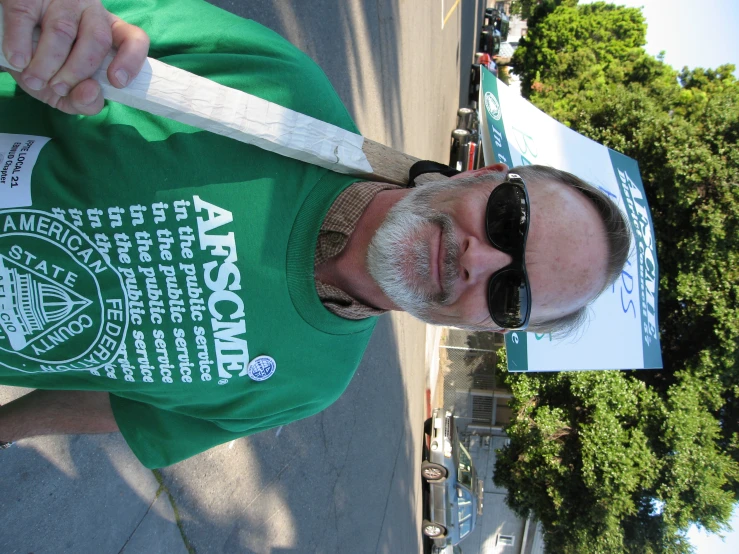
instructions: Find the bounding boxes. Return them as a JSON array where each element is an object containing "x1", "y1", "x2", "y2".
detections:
[{"x1": 366, "y1": 180, "x2": 461, "y2": 324}]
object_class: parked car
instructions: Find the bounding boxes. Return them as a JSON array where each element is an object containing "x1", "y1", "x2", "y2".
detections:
[
  {"x1": 484, "y1": 7, "x2": 510, "y2": 41},
  {"x1": 478, "y1": 25, "x2": 501, "y2": 56},
  {"x1": 422, "y1": 408, "x2": 484, "y2": 547},
  {"x1": 449, "y1": 108, "x2": 482, "y2": 172},
  {"x1": 469, "y1": 52, "x2": 498, "y2": 104}
]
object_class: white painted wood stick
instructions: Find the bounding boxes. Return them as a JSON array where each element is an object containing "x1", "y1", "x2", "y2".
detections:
[{"x1": 0, "y1": 6, "x2": 419, "y2": 185}]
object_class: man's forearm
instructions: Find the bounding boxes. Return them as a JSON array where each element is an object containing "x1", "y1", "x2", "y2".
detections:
[{"x1": 0, "y1": 390, "x2": 119, "y2": 442}]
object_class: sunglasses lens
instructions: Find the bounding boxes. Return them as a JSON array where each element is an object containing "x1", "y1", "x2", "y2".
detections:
[
  {"x1": 486, "y1": 184, "x2": 528, "y2": 252},
  {"x1": 489, "y1": 269, "x2": 529, "y2": 329}
]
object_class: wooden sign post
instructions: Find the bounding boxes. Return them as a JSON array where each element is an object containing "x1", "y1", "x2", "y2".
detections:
[{"x1": 0, "y1": 6, "x2": 420, "y2": 185}]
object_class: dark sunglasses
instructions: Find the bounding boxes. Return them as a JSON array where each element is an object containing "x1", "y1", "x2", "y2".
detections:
[{"x1": 485, "y1": 173, "x2": 531, "y2": 330}]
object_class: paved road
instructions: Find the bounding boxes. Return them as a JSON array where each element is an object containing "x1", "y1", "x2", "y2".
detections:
[
  {"x1": 0, "y1": 1, "x2": 485, "y2": 553},
  {"x1": 212, "y1": 0, "x2": 482, "y2": 161}
]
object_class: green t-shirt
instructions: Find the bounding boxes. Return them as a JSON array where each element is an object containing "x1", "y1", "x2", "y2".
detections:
[{"x1": 0, "y1": 0, "x2": 377, "y2": 467}]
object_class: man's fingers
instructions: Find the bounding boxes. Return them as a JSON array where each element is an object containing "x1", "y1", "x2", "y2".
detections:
[
  {"x1": 20, "y1": 4, "x2": 82, "y2": 91},
  {"x1": 1, "y1": 0, "x2": 43, "y2": 70},
  {"x1": 48, "y1": 6, "x2": 112, "y2": 96},
  {"x1": 60, "y1": 78, "x2": 105, "y2": 114},
  {"x1": 7, "y1": 67, "x2": 104, "y2": 115},
  {"x1": 107, "y1": 16, "x2": 149, "y2": 87},
  {"x1": 1, "y1": 0, "x2": 149, "y2": 114}
]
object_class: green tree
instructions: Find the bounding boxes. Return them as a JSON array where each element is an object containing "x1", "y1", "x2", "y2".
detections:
[
  {"x1": 494, "y1": 364, "x2": 738, "y2": 553},
  {"x1": 509, "y1": 0, "x2": 547, "y2": 20},
  {"x1": 512, "y1": 1, "x2": 648, "y2": 97},
  {"x1": 496, "y1": 1, "x2": 739, "y2": 552}
]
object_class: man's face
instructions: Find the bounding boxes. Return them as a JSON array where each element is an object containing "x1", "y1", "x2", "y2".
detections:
[{"x1": 366, "y1": 170, "x2": 609, "y2": 330}]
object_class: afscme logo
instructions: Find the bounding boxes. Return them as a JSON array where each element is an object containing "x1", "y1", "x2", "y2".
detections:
[
  {"x1": 0, "y1": 209, "x2": 128, "y2": 373},
  {"x1": 193, "y1": 196, "x2": 250, "y2": 381},
  {"x1": 484, "y1": 91, "x2": 502, "y2": 121}
]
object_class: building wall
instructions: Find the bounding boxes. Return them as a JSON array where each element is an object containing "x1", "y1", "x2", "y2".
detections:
[{"x1": 465, "y1": 435, "x2": 524, "y2": 553}]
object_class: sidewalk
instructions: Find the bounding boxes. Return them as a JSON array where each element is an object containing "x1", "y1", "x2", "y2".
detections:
[
  {"x1": 425, "y1": 324, "x2": 450, "y2": 417},
  {"x1": 0, "y1": 315, "x2": 431, "y2": 554},
  {"x1": 0, "y1": 386, "x2": 190, "y2": 554}
]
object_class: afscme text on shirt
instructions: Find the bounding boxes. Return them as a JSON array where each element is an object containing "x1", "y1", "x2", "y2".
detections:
[{"x1": 193, "y1": 195, "x2": 249, "y2": 381}]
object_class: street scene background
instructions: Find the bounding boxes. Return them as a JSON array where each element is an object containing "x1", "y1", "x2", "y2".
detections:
[{"x1": 2, "y1": 0, "x2": 738, "y2": 553}]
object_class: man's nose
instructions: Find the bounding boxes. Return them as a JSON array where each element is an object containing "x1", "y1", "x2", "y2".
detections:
[{"x1": 459, "y1": 236, "x2": 513, "y2": 285}]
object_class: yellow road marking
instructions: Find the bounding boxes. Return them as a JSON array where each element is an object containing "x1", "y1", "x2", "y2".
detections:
[{"x1": 442, "y1": 0, "x2": 461, "y2": 29}]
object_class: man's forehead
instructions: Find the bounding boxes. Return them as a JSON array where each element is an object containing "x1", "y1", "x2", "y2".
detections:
[
  {"x1": 525, "y1": 179, "x2": 609, "y2": 320},
  {"x1": 527, "y1": 179, "x2": 597, "y2": 227},
  {"x1": 527, "y1": 177, "x2": 573, "y2": 200}
]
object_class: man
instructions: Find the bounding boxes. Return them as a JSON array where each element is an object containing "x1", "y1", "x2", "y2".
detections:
[{"x1": 0, "y1": 0, "x2": 630, "y2": 467}]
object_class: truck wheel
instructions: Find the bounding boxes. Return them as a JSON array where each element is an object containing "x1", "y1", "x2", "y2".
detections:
[
  {"x1": 422, "y1": 520, "x2": 447, "y2": 539},
  {"x1": 422, "y1": 461, "x2": 448, "y2": 481}
]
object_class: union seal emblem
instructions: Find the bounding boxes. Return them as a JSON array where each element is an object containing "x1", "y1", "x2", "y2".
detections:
[
  {"x1": 484, "y1": 91, "x2": 502, "y2": 121},
  {"x1": 0, "y1": 210, "x2": 128, "y2": 373},
  {"x1": 246, "y1": 355, "x2": 276, "y2": 382}
]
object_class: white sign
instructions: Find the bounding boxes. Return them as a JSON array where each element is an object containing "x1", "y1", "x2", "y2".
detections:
[{"x1": 479, "y1": 68, "x2": 662, "y2": 371}]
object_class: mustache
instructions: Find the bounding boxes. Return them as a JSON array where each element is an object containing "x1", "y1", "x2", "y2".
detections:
[{"x1": 431, "y1": 213, "x2": 460, "y2": 304}]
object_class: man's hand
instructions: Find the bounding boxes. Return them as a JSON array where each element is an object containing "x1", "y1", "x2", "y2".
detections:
[{"x1": 1, "y1": 0, "x2": 149, "y2": 115}]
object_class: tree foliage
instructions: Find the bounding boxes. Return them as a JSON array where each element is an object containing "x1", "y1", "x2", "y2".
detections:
[
  {"x1": 495, "y1": 2, "x2": 739, "y2": 552},
  {"x1": 509, "y1": 0, "x2": 545, "y2": 20},
  {"x1": 495, "y1": 356, "x2": 738, "y2": 553},
  {"x1": 513, "y1": 1, "x2": 648, "y2": 97}
]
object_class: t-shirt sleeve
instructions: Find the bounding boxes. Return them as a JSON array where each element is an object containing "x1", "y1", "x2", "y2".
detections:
[
  {"x1": 110, "y1": 392, "x2": 325, "y2": 469},
  {"x1": 111, "y1": 394, "x2": 276, "y2": 468},
  {"x1": 102, "y1": 0, "x2": 359, "y2": 133},
  {"x1": 110, "y1": 394, "x2": 237, "y2": 467}
]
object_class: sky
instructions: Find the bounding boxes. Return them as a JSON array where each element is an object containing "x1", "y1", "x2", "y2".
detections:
[
  {"x1": 575, "y1": 2, "x2": 739, "y2": 551},
  {"x1": 688, "y1": 506, "x2": 739, "y2": 554}
]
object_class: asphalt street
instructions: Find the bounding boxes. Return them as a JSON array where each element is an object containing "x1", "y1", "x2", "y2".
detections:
[{"x1": 0, "y1": 1, "x2": 486, "y2": 553}]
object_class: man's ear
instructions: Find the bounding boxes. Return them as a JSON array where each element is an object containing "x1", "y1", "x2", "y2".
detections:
[{"x1": 450, "y1": 163, "x2": 509, "y2": 180}]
